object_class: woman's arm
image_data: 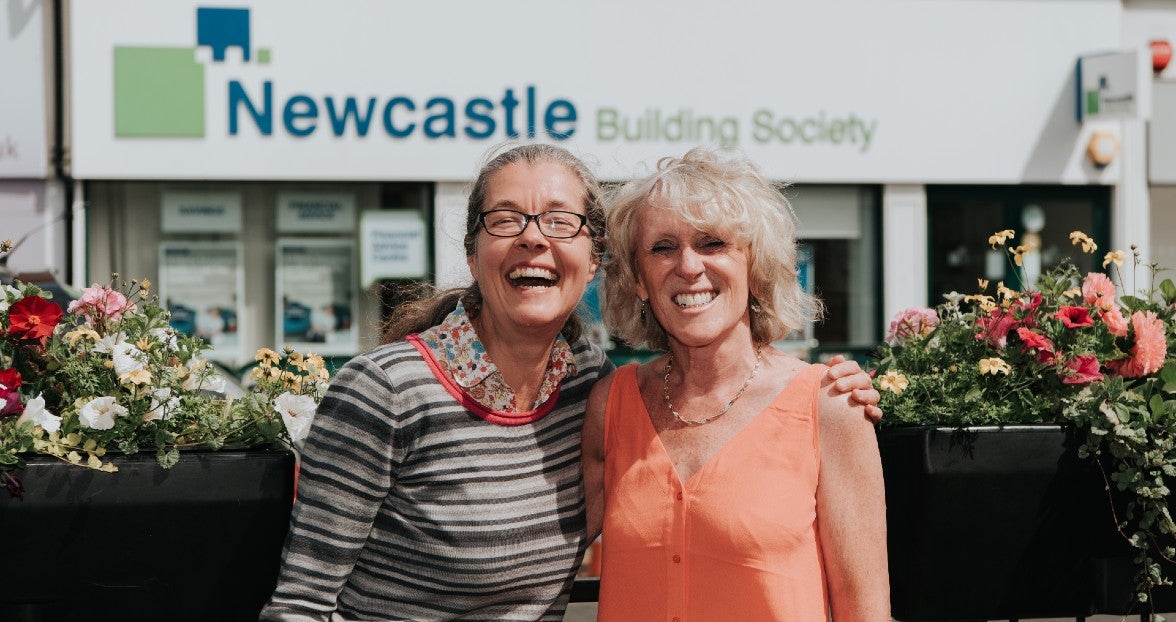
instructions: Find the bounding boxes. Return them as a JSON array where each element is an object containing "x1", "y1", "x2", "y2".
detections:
[
  {"x1": 581, "y1": 371, "x2": 614, "y2": 542},
  {"x1": 816, "y1": 377, "x2": 891, "y2": 621},
  {"x1": 260, "y1": 355, "x2": 398, "y2": 621}
]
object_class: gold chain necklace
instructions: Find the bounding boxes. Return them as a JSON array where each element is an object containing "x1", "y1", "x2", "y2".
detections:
[{"x1": 662, "y1": 344, "x2": 764, "y2": 426}]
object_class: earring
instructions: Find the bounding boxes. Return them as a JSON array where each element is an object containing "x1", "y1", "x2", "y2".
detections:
[
  {"x1": 639, "y1": 299, "x2": 648, "y2": 322},
  {"x1": 750, "y1": 299, "x2": 762, "y2": 315}
]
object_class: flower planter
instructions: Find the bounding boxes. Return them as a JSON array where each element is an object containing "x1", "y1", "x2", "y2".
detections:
[
  {"x1": 0, "y1": 445, "x2": 295, "y2": 622},
  {"x1": 879, "y1": 425, "x2": 1122, "y2": 621}
]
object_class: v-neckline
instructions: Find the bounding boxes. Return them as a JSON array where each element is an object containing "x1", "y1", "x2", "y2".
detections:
[{"x1": 636, "y1": 369, "x2": 793, "y2": 489}]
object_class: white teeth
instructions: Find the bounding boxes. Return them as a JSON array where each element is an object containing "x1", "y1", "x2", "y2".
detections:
[
  {"x1": 509, "y1": 267, "x2": 558, "y2": 281},
  {"x1": 674, "y1": 292, "x2": 715, "y2": 307}
]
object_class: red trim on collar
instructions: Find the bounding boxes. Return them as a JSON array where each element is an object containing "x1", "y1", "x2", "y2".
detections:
[{"x1": 407, "y1": 334, "x2": 559, "y2": 426}]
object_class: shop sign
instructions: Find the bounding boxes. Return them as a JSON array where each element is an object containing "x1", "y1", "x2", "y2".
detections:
[
  {"x1": 276, "y1": 192, "x2": 356, "y2": 233},
  {"x1": 1077, "y1": 51, "x2": 1138, "y2": 122},
  {"x1": 359, "y1": 210, "x2": 427, "y2": 286},
  {"x1": 161, "y1": 191, "x2": 243, "y2": 233}
]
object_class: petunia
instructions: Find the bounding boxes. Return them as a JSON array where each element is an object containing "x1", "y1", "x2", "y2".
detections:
[
  {"x1": 78, "y1": 396, "x2": 128, "y2": 430},
  {"x1": 1081, "y1": 272, "x2": 1117, "y2": 311},
  {"x1": 1055, "y1": 306, "x2": 1094, "y2": 329},
  {"x1": 16, "y1": 394, "x2": 61, "y2": 432},
  {"x1": 1060, "y1": 355, "x2": 1103, "y2": 385},
  {"x1": 976, "y1": 310, "x2": 1018, "y2": 348},
  {"x1": 111, "y1": 342, "x2": 147, "y2": 377},
  {"x1": 274, "y1": 391, "x2": 317, "y2": 446},
  {"x1": 7, "y1": 295, "x2": 64, "y2": 344},
  {"x1": 1015, "y1": 327, "x2": 1056, "y2": 364}
]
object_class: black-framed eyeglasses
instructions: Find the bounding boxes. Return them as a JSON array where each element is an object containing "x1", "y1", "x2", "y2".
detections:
[{"x1": 475, "y1": 209, "x2": 589, "y2": 239}]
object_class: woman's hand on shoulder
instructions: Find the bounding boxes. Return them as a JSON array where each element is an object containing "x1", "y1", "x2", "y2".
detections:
[{"x1": 824, "y1": 354, "x2": 883, "y2": 423}]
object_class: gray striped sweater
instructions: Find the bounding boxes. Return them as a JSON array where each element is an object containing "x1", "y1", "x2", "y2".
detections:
[{"x1": 260, "y1": 336, "x2": 612, "y2": 622}]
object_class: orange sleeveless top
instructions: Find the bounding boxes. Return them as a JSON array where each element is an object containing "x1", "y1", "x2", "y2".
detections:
[{"x1": 597, "y1": 363, "x2": 828, "y2": 622}]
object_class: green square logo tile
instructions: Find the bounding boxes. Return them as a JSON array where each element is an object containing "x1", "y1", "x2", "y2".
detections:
[{"x1": 114, "y1": 46, "x2": 205, "y2": 137}]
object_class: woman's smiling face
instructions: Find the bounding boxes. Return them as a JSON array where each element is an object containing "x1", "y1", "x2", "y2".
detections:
[
  {"x1": 467, "y1": 160, "x2": 600, "y2": 340},
  {"x1": 633, "y1": 198, "x2": 752, "y2": 349}
]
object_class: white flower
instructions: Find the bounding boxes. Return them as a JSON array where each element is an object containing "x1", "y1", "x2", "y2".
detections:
[
  {"x1": 78, "y1": 396, "x2": 128, "y2": 430},
  {"x1": 149, "y1": 327, "x2": 179, "y2": 351},
  {"x1": 16, "y1": 394, "x2": 62, "y2": 432},
  {"x1": 182, "y1": 358, "x2": 226, "y2": 394},
  {"x1": 273, "y1": 392, "x2": 316, "y2": 446},
  {"x1": 93, "y1": 332, "x2": 128, "y2": 355},
  {"x1": 111, "y1": 342, "x2": 147, "y2": 376},
  {"x1": 144, "y1": 387, "x2": 180, "y2": 422}
]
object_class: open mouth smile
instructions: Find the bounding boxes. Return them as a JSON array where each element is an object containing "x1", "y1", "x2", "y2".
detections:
[
  {"x1": 674, "y1": 291, "x2": 716, "y2": 307},
  {"x1": 509, "y1": 267, "x2": 559, "y2": 288}
]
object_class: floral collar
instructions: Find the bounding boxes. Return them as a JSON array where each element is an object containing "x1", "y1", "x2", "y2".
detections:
[{"x1": 415, "y1": 302, "x2": 577, "y2": 412}]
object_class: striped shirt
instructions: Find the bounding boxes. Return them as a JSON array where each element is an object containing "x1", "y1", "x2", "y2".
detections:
[{"x1": 260, "y1": 335, "x2": 612, "y2": 622}]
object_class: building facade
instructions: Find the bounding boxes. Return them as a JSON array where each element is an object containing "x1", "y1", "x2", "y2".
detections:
[{"x1": 5, "y1": 0, "x2": 1173, "y2": 366}]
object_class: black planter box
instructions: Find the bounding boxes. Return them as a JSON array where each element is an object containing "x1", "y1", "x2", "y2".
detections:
[
  {"x1": 0, "y1": 446, "x2": 295, "y2": 622},
  {"x1": 879, "y1": 425, "x2": 1121, "y2": 621}
]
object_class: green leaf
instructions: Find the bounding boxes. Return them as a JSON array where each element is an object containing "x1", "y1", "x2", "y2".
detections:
[
  {"x1": 1160, "y1": 278, "x2": 1176, "y2": 305},
  {"x1": 1152, "y1": 395, "x2": 1168, "y2": 419},
  {"x1": 1162, "y1": 361, "x2": 1176, "y2": 392}
]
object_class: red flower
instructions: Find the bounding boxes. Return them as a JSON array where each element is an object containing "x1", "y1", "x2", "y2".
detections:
[
  {"x1": 1055, "y1": 306, "x2": 1094, "y2": 329},
  {"x1": 1016, "y1": 327, "x2": 1056, "y2": 364},
  {"x1": 7, "y1": 295, "x2": 63, "y2": 344},
  {"x1": 0, "y1": 368, "x2": 21, "y2": 392},
  {"x1": 1060, "y1": 355, "x2": 1103, "y2": 385},
  {"x1": 976, "y1": 310, "x2": 1018, "y2": 348},
  {"x1": 0, "y1": 370, "x2": 22, "y2": 416},
  {"x1": 1012, "y1": 292, "x2": 1043, "y2": 327}
]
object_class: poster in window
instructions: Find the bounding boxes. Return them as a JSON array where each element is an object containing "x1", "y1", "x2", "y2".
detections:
[
  {"x1": 276, "y1": 239, "x2": 358, "y2": 356},
  {"x1": 158, "y1": 242, "x2": 243, "y2": 363}
]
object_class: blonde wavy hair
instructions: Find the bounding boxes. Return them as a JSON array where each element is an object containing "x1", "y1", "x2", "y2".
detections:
[{"x1": 603, "y1": 147, "x2": 823, "y2": 351}]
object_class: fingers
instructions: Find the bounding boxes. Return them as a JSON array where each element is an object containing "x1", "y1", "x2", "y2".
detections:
[
  {"x1": 826, "y1": 358, "x2": 863, "y2": 381},
  {"x1": 862, "y1": 404, "x2": 884, "y2": 422}
]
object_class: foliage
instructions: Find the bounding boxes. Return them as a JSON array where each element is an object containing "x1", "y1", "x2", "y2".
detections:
[
  {"x1": 871, "y1": 230, "x2": 1176, "y2": 610},
  {"x1": 0, "y1": 268, "x2": 329, "y2": 497}
]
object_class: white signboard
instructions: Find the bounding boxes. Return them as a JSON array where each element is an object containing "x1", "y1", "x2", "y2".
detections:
[
  {"x1": 1077, "y1": 51, "x2": 1138, "y2": 122},
  {"x1": 276, "y1": 239, "x2": 358, "y2": 356},
  {"x1": 161, "y1": 191, "x2": 243, "y2": 233},
  {"x1": 69, "y1": 0, "x2": 1122, "y2": 183},
  {"x1": 0, "y1": 0, "x2": 50, "y2": 178},
  {"x1": 158, "y1": 242, "x2": 244, "y2": 363},
  {"x1": 277, "y1": 192, "x2": 356, "y2": 233},
  {"x1": 360, "y1": 210, "x2": 428, "y2": 286}
]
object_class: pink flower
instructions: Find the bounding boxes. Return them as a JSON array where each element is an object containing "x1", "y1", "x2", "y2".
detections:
[
  {"x1": 1082, "y1": 273, "x2": 1117, "y2": 311},
  {"x1": 1106, "y1": 311, "x2": 1167, "y2": 378},
  {"x1": 1016, "y1": 327, "x2": 1056, "y2": 364},
  {"x1": 1011, "y1": 292, "x2": 1043, "y2": 327},
  {"x1": 976, "y1": 310, "x2": 1018, "y2": 348},
  {"x1": 67, "y1": 284, "x2": 133, "y2": 324},
  {"x1": 1060, "y1": 355, "x2": 1103, "y2": 385},
  {"x1": 1055, "y1": 306, "x2": 1094, "y2": 329},
  {"x1": 886, "y1": 307, "x2": 939, "y2": 345},
  {"x1": 1099, "y1": 306, "x2": 1128, "y2": 338}
]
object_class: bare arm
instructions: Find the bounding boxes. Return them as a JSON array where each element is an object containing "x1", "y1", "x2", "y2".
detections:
[
  {"x1": 816, "y1": 378, "x2": 891, "y2": 621},
  {"x1": 825, "y1": 354, "x2": 883, "y2": 422},
  {"x1": 581, "y1": 371, "x2": 613, "y2": 542}
]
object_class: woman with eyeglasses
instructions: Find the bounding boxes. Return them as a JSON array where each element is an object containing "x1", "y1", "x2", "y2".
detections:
[{"x1": 261, "y1": 143, "x2": 880, "y2": 621}]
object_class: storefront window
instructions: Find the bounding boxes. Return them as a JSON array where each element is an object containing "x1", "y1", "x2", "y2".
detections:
[{"x1": 927, "y1": 185, "x2": 1111, "y2": 307}]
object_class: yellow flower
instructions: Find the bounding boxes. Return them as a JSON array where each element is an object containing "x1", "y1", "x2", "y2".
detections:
[
  {"x1": 996, "y1": 282, "x2": 1018, "y2": 304},
  {"x1": 1103, "y1": 250, "x2": 1124, "y2": 269},
  {"x1": 1062, "y1": 286, "x2": 1081, "y2": 300},
  {"x1": 255, "y1": 348, "x2": 280, "y2": 367},
  {"x1": 978, "y1": 358, "x2": 1012, "y2": 376},
  {"x1": 1008, "y1": 245, "x2": 1029, "y2": 267},
  {"x1": 878, "y1": 371, "x2": 910, "y2": 394},
  {"x1": 977, "y1": 278, "x2": 989, "y2": 291},
  {"x1": 120, "y1": 368, "x2": 152, "y2": 386},
  {"x1": 136, "y1": 337, "x2": 152, "y2": 351},
  {"x1": 988, "y1": 229, "x2": 1015, "y2": 249},
  {"x1": 1069, "y1": 231, "x2": 1097, "y2": 254},
  {"x1": 65, "y1": 326, "x2": 101, "y2": 347}
]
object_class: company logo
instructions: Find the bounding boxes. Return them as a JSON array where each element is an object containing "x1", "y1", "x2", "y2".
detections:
[{"x1": 114, "y1": 7, "x2": 267, "y2": 137}]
